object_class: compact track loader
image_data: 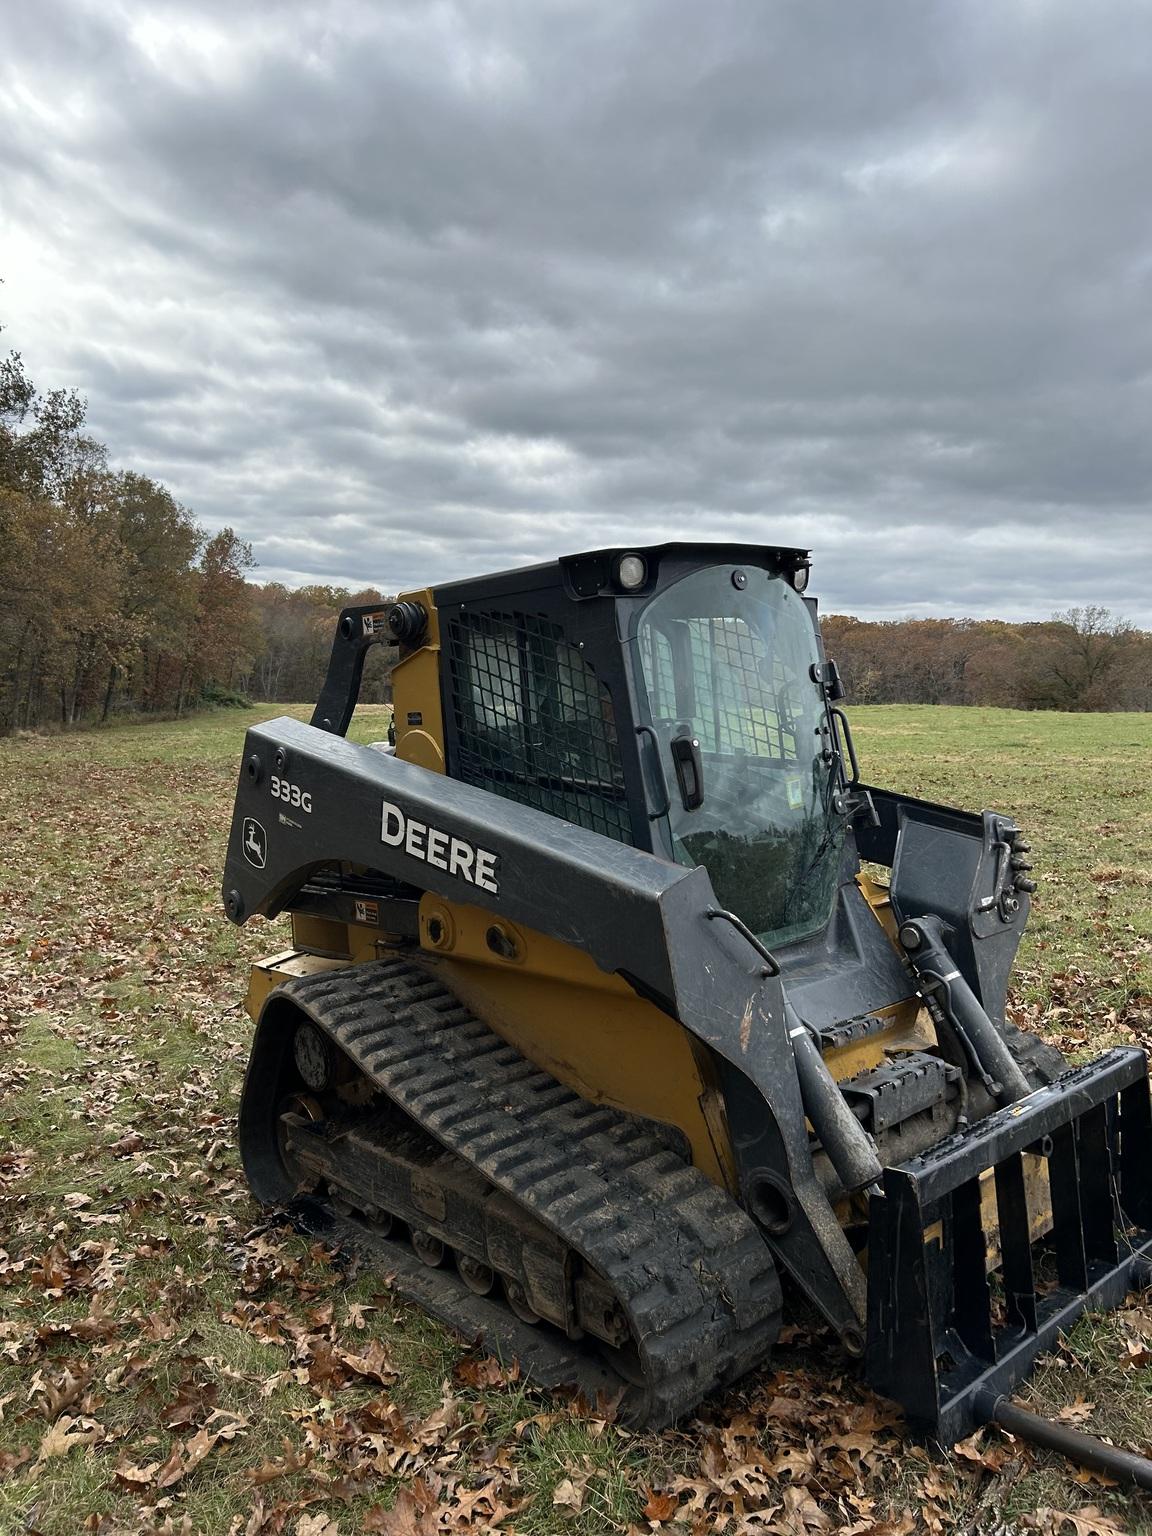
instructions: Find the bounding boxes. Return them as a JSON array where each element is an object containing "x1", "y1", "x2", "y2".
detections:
[{"x1": 223, "y1": 543, "x2": 1152, "y2": 1464}]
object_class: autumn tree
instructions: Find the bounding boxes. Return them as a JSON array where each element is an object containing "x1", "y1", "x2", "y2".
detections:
[
  {"x1": 0, "y1": 325, "x2": 265, "y2": 730},
  {"x1": 182, "y1": 528, "x2": 259, "y2": 711},
  {"x1": 1022, "y1": 607, "x2": 1137, "y2": 712},
  {"x1": 98, "y1": 472, "x2": 202, "y2": 718}
]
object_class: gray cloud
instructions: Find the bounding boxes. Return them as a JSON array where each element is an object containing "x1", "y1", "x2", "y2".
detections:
[{"x1": 3, "y1": 0, "x2": 1152, "y2": 622}]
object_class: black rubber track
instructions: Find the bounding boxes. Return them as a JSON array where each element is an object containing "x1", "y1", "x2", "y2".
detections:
[
  {"x1": 1003, "y1": 1018, "x2": 1069, "y2": 1089},
  {"x1": 275, "y1": 957, "x2": 783, "y2": 1427}
]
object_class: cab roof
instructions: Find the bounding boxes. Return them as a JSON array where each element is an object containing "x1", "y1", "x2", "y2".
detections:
[{"x1": 434, "y1": 540, "x2": 810, "y2": 606}]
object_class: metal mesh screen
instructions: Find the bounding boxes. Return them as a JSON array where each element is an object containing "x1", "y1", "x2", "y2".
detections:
[
  {"x1": 641, "y1": 617, "x2": 799, "y2": 760},
  {"x1": 691, "y1": 618, "x2": 799, "y2": 759},
  {"x1": 445, "y1": 610, "x2": 632, "y2": 844}
]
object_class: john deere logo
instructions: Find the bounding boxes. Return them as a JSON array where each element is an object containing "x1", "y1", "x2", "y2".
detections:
[{"x1": 243, "y1": 817, "x2": 267, "y2": 869}]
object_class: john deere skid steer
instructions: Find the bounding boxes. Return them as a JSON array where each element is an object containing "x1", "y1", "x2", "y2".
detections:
[{"x1": 222, "y1": 543, "x2": 1152, "y2": 1461}]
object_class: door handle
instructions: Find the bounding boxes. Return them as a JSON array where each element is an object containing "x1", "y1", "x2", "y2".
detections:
[{"x1": 670, "y1": 733, "x2": 704, "y2": 811}]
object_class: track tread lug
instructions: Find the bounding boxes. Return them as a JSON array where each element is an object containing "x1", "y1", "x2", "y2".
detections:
[{"x1": 269, "y1": 959, "x2": 782, "y2": 1426}]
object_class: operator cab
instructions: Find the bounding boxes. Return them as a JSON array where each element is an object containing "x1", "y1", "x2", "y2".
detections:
[{"x1": 434, "y1": 542, "x2": 862, "y2": 979}]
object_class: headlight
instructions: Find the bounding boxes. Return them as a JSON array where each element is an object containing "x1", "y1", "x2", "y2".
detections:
[
  {"x1": 614, "y1": 553, "x2": 648, "y2": 591},
  {"x1": 789, "y1": 562, "x2": 811, "y2": 593}
]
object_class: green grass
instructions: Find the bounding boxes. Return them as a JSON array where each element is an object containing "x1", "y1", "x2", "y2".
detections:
[
  {"x1": 0, "y1": 702, "x2": 1150, "y2": 1535},
  {"x1": 851, "y1": 706, "x2": 1152, "y2": 1055}
]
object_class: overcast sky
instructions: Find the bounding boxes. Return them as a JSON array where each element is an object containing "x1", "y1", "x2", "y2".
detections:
[{"x1": 3, "y1": 0, "x2": 1152, "y2": 623}]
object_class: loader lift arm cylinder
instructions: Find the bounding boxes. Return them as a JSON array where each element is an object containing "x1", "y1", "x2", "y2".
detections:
[
  {"x1": 898, "y1": 914, "x2": 1033, "y2": 1105},
  {"x1": 707, "y1": 909, "x2": 883, "y2": 1198},
  {"x1": 785, "y1": 998, "x2": 883, "y2": 1194}
]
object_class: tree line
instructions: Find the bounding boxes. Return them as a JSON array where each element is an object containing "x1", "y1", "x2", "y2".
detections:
[
  {"x1": 821, "y1": 610, "x2": 1150, "y2": 712},
  {"x1": 1, "y1": 337, "x2": 261, "y2": 731},
  {"x1": 0, "y1": 334, "x2": 395, "y2": 734},
  {"x1": 2, "y1": 331, "x2": 1146, "y2": 733}
]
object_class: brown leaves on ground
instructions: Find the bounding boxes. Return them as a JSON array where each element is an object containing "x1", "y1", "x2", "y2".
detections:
[
  {"x1": 551, "y1": 1471, "x2": 591, "y2": 1513},
  {"x1": 650, "y1": 1383, "x2": 917, "y2": 1533},
  {"x1": 643, "y1": 1486, "x2": 680, "y2": 1522},
  {"x1": 114, "y1": 1414, "x2": 248, "y2": 1497},
  {"x1": 452, "y1": 1354, "x2": 520, "y2": 1391},
  {"x1": 3, "y1": 712, "x2": 1151, "y2": 1536},
  {"x1": 159, "y1": 1371, "x2": 220, "y2": 1430},
  {"x1": 28, "y1": 1363, "x2": 96, "y2": 1420},
  {"x1": 364, "y1": 1479, "x2": 441, "y2": 1534},
  {"x1": 1027, "y1": 1508, "x2": 1130, "y2": 1536},
  {"x1": 629, "y1": 1373, "x2": 1131, "y2": 1536},
  {"x1": 249, "y1": 1439, "x2": 314, "y2": 1485}
]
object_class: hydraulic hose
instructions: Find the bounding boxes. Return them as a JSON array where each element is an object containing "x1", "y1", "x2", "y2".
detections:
[{"x1": 977, "y1": 1392, "x2": 1152, "y2": 1492}]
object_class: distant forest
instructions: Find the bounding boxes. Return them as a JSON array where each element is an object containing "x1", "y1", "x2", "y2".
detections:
[
  {"x1": 0, "y1": 336, "x2": 395, "y2": 734},
  {"x1": 1, "y1": 335, "x2": 1147, "y2": 734},
  {"x1": 822, "y1": 609, "x2": 1150, "y2": 713}
]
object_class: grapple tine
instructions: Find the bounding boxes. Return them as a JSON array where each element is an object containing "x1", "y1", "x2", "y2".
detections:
[
  {"x1": 865, "y1": 1171, "x2": 940, "y2": 1427},
  {"x1": 1047, "y1": 1120, "x2": 1089, "y2": 1291},
  {"x1": 1120, "y1": 1078, "x2": 1152, "y2": 1228},
  {"x1": 951, "y1": 1176, "x2": 995, "y2": 1358},
  {"x1": 1078, "y1": 1101, "x2": 1119, "y2": 1268},
  {"x1": 994, "y1": 1152, "x2": 1037, "y2": 1334},
  {"x1": 866, "y1": 1046, "x2": 1152, "y2": 1446}
]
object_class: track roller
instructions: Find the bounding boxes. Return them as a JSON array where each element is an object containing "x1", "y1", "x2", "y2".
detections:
[
  {"x1": 458, "y1": 1255, "x2": 496, "y2": 1295},
  {"x1": 505, "y1": 1278, "x2": 541, "y2": 1324},
  {"x1": 411, "y1": 1229, "x2": 447, "y2": 1267}
]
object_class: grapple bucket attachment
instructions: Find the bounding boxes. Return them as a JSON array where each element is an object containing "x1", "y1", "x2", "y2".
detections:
[{"x1": 866, "y1": 1046, "x2": 1152, "y2": 1444}]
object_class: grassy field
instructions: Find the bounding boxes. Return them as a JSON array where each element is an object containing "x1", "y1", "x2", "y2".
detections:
[{"x1": 1, "y1": 703, "x2": 1150, "y2": 1536}]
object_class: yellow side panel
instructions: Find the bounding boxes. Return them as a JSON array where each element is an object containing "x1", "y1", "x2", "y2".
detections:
[
  {"x1": 856, "y1": 870, "x2": 901, "y2": 946},
  {"x1": 835, "y1": 871, "x2": 934, "y2": 1066},
  {"x1": 418, "y1": 894, "x2": 737, "y2": 1192},
  {"x1": 290, "y1": 913, "x2": 351, "y2": 958},
  {"x1": 390, "y1": 588, "x2": 445, "y2": 774},
  {"x1": 922, "y1": 1154, "x2": 1052, "y2": 1273},
  {"x1": 245, "y1": 949, "x2": 350, "y2": 1021}
]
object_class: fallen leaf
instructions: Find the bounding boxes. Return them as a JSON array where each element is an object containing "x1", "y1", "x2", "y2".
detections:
[
  {"x1": 295, "y1": 1515, "x2": 339, "y2": 1536},
  {"x1": 29, "y1": 1365, "x2": 92, "y2": 1419},
  {"x1": 951, "y1": 1429, "x2": 1013, "y2": 1472},
  {"x1": 306, "y1": 1339, "x2": 347, "y2": 1391},
  {"x1": 552, "y1": 1474, "x2": 589, "y2": 1512},
  {"x1": 35, "y1": 1415, "x2": 102, "y2": 1462},
  {"x1": 1028, "y1": 1507, "x2": 1129, "y2": 1536},
  {"x1": 249, "y1": 1439, "x2": 313, "y2": 1484},
  {"x1": 453, "y1": 1355, "x2": 520, "y2": 1390},
  {"x1": 337, "y1": 1338, "x2": 396, "y2": 1385},
  {"x1": 773, "y1": 1486, "x2": 826, "y2": 1532},
  {"x1": 363, "y1": 1479, "x2": 441, "y2": 1534},
  {"x1": 33, "y1": 1241, "x2": 73, "y2": 1292},
  {"x1": 114, "y1": 1458, "x2": 162, "y2": 1491},
  {"x1": 643, "y1": 1487, "x2": 679, "y2": 1522},
  {"x1": 155, "y1": 1427, "x2": 221, "y2": 1488},
  {"x1": 161, "y1": 1374, "x2": 219, "y2": 1429}
]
